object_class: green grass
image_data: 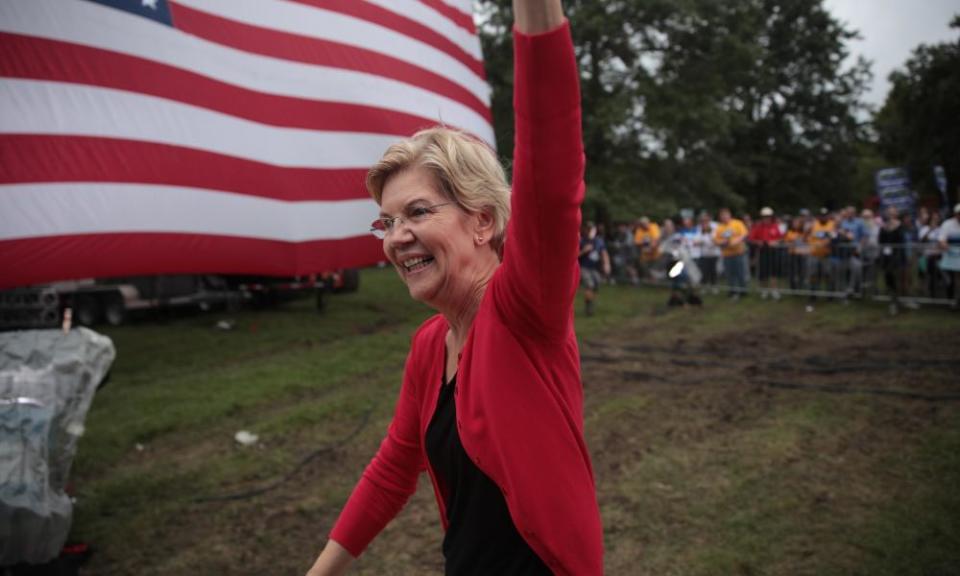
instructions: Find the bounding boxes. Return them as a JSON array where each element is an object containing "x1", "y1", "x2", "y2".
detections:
[
  {"x1": 65, "y1": 268, "x2": 959, "y2": 575},
  {"x1": 75, "y1": 269, "x2": 430, "y2": 475},
  {"x1": 850, "y1": 413, "x2": 960, "y2": 576}
]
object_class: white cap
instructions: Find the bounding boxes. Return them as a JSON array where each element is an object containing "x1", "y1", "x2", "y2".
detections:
[{"x1": 760, "y1": 206, "x2": 774, "y2": 217}]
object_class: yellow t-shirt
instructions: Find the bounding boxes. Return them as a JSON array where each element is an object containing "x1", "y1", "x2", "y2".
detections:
[
  {"x1": 713, "y1": 219, "x2": 747, "y2": 257},
  {"x1": 783, "y1": 229, "x2": 809, "y2": 255},
  {"x1": 808, "y1": 220, "x2": 836, "y2": 258},
  {"x1": 634, "y1": 223, "x2": 661, "y2": 262}
]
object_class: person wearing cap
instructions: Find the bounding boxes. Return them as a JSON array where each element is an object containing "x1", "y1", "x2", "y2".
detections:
[
  {"x1": 939, "y1": 203, "x2": 960, "y2": 305},
  {"x1": 807, "y1": 208, "x2": 837, "y2": 297},
  {"x1": 713, "y1": 208, "x2": 749, "y2": 299},
  {"x1": 748, "y1": 207, "x2": 785, "y2": 299}
]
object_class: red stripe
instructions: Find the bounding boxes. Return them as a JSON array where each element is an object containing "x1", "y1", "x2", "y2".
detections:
[
  {"x1": 0, "y1": 33, "x2": 446, "y2": 136},
  {"x1": 0, "y1": 135, "x2": 369, "y2": 202},
  {"x1": 0, "y1": 233, "x2": 385, "y2": 289},
  {"x1": 168, "y1": 2, "x2": 491, "y2": 123},
  {"x1": 289, "y1": 0, "x2": 484, "y2": 79},
  {"x1": 419, "y1": 0, "x2": 477, "y2": 34}
]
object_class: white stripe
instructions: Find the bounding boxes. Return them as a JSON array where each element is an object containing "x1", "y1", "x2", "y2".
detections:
[
  {"x1": 364, "y1": 0, "x2": 481, "y2": 59},
  {"x1": 0, "y1": 79, "x2": 401, "y2": 169},
  {"x1": 436, "y1": 0, "x2": 474, "y2": 18},
  {"x1": 174, "y1": 0, "x2": 490, "y2": 104},
  {"x1": 0, "y1": 0, "x2": 495, "y2": 145},
  {"x1": 0, "y1": 183, "x2": 380, "y2": 242}
]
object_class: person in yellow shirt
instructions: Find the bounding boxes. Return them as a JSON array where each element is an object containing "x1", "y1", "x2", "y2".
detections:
[
  {"x1": 713, "y1": 208, "x2": 749, "y2": 298},
  {"x1": 633, "y1": 216, "x2": 661, "y2": 279},
  {"x1": 807, "y1": 208, "x2": 837, "y2": 293},
  {"x1": 783, "y1": 216, "x2": 810, "y2": 290}
]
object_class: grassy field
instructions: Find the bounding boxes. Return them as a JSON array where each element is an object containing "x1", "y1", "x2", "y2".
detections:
[{"x1": 70, "y1": 267, "x2": 960, "y2": 575}]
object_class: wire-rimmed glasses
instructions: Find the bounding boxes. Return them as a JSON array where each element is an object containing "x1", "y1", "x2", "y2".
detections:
[{"x1": 369, "y1": 202, "x2": 454, "y2": 239}]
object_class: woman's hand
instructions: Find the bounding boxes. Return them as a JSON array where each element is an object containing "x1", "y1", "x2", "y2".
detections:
[
  {"x1": 513, "y1": 0, "x2": 564, "y2": 34},
  {"x1": 305, "y1": 540, "x2": 354, "y2": 576}
]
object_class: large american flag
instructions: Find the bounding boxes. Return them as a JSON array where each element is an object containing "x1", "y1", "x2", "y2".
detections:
[{"x1": 0, "y1": 0, "x2": 492, "y2": 289}]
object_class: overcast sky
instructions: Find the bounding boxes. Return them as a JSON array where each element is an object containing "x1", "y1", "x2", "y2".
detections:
[{"x1": 823, "y1": 0, "x2": 959, "y2": 108}]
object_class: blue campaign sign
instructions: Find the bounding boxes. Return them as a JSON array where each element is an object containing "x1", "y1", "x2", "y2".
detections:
[{"x1": 875, "y1": 167, "x2": 916, "y2": 214}]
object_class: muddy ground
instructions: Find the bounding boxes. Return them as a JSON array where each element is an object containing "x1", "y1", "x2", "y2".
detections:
[{"x1": 78, "y1": 304, "x2": 960, "y2": 575}]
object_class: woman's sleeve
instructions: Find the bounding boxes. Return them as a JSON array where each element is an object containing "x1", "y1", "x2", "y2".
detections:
[
  {"x1": 328, "y1": 351, "x2": 425, "y2": 557},
  {"x1": 493, "y1": 21, "x2": 584, "y2": 340}
]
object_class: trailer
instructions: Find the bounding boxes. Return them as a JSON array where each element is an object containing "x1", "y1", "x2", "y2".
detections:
[{"x1": 0, "y1": 270, "x2": 360, "y2": 330}]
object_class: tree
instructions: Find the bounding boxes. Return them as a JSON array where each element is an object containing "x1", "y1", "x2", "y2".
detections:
[
  {"x1": 876, "y1": 15, "x2": 960, "y2": 207},
  {"x1": 477, "y1": 0, "x2": 872, "y2": 219}
]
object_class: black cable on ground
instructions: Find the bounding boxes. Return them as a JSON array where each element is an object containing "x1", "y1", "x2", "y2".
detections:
[{"x1": 194, "y1": 406, "x2": 375, "y2": 503}]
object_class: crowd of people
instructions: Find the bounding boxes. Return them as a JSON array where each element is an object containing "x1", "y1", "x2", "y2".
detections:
[{"x1": 581, "y1": 202, "x2": 960, "y2": 314}]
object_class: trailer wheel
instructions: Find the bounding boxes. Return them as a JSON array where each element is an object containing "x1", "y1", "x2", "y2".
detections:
[
  {"x1": 41, "y1": 308, "x2": 60, "y2": 325},
  {"x1": 74, "y1": 295, "x2": 101, "y2": 326},
  {"x1": 103, "y1": 294, "x2": 127, "y2": 326},
  {"x1": 40, "y1": 289, "x2": 58, "y2": 307}
]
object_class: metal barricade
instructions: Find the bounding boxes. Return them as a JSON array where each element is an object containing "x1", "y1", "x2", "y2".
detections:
[
  {"x1": 617, "y1": 236, "x2": 958, "y2": 308},
  {"x1": 745, "y1": 241, "x2": 958, "y2": 306}
]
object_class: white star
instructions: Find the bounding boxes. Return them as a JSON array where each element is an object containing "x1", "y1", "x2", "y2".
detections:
[{"x1": 142, "y1": 0, "x2": 158, "y2": 9}]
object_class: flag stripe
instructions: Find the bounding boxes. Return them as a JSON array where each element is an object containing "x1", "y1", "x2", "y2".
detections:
[
  {"x1": 0, "y1": 234, "x2": 385, "y2": 290},
  {"x1": 0, "y1": 136, "x2": 369, "y2": 202},
  {"x1": 0, "y1": 1, "x2": 493, "y2": 141},
  {"x1": 0, "y1": 183, "x2": 379, "y2": 242},
  {"x1": 170, "y1": 0, "x2": 489, "y2": 107},
  {"x1": 362, "y1": 0, "x2": 480, "y2": 56},
  {"x1": 289, "y1": 0, "x2": 483, "y2": 75},
  {"x1": 1, "y1": 79, "x2": 400, "y2": 169},
  {"x1": 0, "y1": 33, "x2": 453, "y2": 137},
  {"x1": 420, "y1": 0, "x2": 476, "y2": 34}
]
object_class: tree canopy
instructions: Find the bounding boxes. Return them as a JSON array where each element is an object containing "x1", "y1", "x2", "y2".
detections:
[
  {"x1": 875, "y1": 15, "x2": 960, "y2": 208},
  {"x1": 478, "y1": 0, "x2": 872, "y2": 220}
]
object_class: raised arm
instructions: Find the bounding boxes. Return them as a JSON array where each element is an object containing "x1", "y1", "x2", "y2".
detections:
[
  {"x1": 514, "y1": 0, "x2": 564, "y2": 33},
  {"x1": 494, "y1": 0, "x2": 584, "y2": 339}
]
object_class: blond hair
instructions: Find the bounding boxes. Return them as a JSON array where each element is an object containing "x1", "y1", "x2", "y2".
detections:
[{"x1": 366, "y1": 127, "x2": 511, "y2": 253}]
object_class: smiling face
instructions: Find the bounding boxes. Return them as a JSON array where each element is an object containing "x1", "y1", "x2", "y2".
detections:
[{"x1": 380, "y1": 167, "x2": 493, "y2": 311}]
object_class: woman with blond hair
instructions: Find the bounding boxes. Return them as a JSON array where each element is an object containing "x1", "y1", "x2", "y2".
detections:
[{"x1": 305, "y1": 1, "x2": 603, "y2": 575}]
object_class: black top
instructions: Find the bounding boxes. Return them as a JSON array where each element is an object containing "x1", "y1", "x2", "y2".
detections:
[
  {"x1": 425, "y1": 375, "x2": 552, "y2": 576},
  {"x1": 879, "y1": 224, "x2": 907, "y2": 266}
]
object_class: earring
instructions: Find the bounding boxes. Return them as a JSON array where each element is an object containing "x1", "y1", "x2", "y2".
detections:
[{"x1": 477, "y1": 235, "x2": 484, "y2": 244}]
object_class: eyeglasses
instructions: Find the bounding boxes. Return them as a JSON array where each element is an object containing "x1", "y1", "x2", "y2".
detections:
[{"x1": 370, "y1": 202, "x2": 453, "y2": 239}]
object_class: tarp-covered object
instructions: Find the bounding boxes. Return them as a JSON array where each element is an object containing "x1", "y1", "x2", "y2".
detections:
[
  {"x1": 0, "y1": 328, "x2": 115, "y2": 565},
  {"x1": 0, "y1": 0, "x2": 493, "y2": 289}
]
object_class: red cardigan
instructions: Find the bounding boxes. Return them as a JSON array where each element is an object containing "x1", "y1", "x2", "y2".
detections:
[{"x1": 330, "y1": 22, "x2": 604, "y2": 576}]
